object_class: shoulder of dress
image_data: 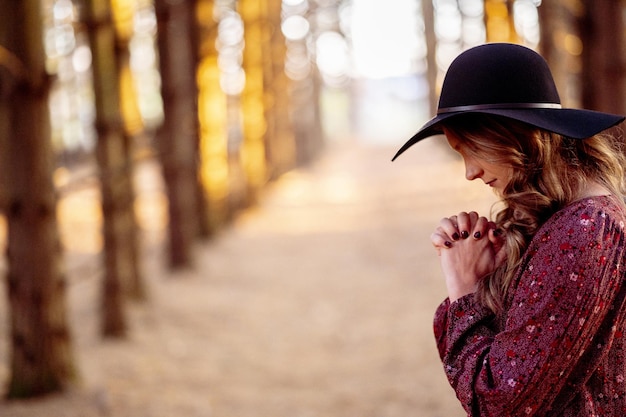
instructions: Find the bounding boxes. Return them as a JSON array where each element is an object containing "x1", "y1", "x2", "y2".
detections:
[{"x1": 552, "y1": 196, "x2": 625, "y2": 223}]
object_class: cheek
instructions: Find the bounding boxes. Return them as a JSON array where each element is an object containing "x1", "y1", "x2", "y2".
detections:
[
  {"x1": 499, "y1": 167, "x2": 514, "y2": 185},
  {"x1": 485, "y1": 162, "x2": 510, "y2": 178}
]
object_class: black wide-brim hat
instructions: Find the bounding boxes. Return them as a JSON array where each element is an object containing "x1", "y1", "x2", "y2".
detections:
[{"x1": 392, "y1": 43, "x2": 625, "y2": 161}]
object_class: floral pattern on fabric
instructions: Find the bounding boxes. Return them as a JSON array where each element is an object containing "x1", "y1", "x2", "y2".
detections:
[{"x1": 434, "y1": 196, "x2": 626, "y2": 416}]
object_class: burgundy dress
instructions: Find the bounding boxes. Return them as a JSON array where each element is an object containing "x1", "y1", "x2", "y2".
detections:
[{"x1": 434, "y1": 196, "x2": 626, "y2": 416}]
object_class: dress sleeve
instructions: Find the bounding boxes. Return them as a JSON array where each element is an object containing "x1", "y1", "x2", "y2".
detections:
[{"x1": 432, "y1": 202, "x2": 626, "y2": 416}]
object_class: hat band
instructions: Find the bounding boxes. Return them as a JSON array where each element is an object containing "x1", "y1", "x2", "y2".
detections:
[{"x1": 437, "y1": 102, "x2": 562, "y2": 114}]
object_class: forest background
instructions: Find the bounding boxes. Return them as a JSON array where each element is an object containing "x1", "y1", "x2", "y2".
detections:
[{"x1": 0, "y1": 0, "x2": 624, "y2": 416}]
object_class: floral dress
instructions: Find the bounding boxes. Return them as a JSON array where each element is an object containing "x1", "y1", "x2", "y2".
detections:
[{"x1": 434, "y1": 196, "x2": 626, "y2": 416}]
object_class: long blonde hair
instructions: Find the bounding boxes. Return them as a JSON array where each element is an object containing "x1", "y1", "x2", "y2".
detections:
[{"x1": 444, "y1": 114, "x2": 626, "y2": 313}]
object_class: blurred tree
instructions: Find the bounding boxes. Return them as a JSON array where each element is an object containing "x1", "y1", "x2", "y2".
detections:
[
  {"x1": 484, "y1": 0, "x2": 519, "y2": 43},
  {"x1": 422, "y1": 0, "x2": 437, "y2": 116},
  {"x1": 0, "y1": 14, "x2": 9, "y2": 207},
  {"x1": 291, "y1": 0, "x2": 323, "y2": 166},
  {"x1": 110, "y1": 0, "x2": 146, "y2": 300},
  {"x1": 579, "y1": 0, "x2": 625, "y2": 115},
  {"x1": 196, "y1": 0, "x2": 232, "y2": 230},
  {"x1": 0, "y1": 0, "x2": 76, "y2": 397},
  {"x1": 238, "y1": 0, "x2": 270, "y2": 203},
  {"x1": 537, "y1": 0, "x2": 582, "y2": 108},
  {"x1": 265, "y1": 0, "x2": 296, "y2": 179},
  {"x1": 154, "y1": 0, "x2": 203, "y2": 268},
  {"x1": 187, "y1": 2, "x2": 211, "y2": 240},
  {"x1": 77, "y1": 0, "x2": 141, "y2": 337}
]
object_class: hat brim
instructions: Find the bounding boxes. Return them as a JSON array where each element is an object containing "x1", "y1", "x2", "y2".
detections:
[{"x1": 391, "y1": 108, "x2": 625, "y2": 161}]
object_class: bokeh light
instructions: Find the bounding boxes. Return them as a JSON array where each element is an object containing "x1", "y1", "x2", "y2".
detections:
[
  {"x1": 316, "y1": 31, "x2": 349, "y2": 85},
  {"x1": 514, "y1": 0, "x2": 540, "y2": 46},
  {"x1": 349, "y1": 0, "x2": 422, "y2": 79},
  {"x1": 217, "y1": 10, "x2": 246, "y2": 96},
  {"x1": 282, "y1": 15, "x2": 310, "y2": 41}
]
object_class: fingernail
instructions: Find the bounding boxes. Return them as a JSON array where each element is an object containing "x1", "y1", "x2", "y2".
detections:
[
  {"x1": 452, "y1": 232, "x2": 460, "y2": 241},
  {"x1": 444, "y1": 241, "x2": 452, "y2": 248},
  {"x1": 461, "y1": 231, "x2": 469, "y2": 239},
  {"x1": 473, "y1": 231, "x2": 481, "y2": 239}
]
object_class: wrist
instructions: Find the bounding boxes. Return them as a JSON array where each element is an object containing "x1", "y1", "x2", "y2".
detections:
[{"x1": 446, "y1": 278, "x2": 478, "y2": 302}]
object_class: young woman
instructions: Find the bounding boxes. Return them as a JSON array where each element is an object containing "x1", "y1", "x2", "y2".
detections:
[{"x1": 393, "y1": 43, "x2": 626, "y2": 416}]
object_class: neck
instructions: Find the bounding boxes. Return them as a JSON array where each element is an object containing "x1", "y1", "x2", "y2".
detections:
[{"x1": 576, "y1": 181, "x2": 611, "y2": 200}]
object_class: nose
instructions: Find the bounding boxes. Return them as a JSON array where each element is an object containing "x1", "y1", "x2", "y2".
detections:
[{"x1": 464, "y1": 157, "x2": 483, "y2": 181}]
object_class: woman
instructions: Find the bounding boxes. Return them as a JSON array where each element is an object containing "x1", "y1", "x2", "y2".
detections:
[{"x1": 393, "y1": 43, "x2": 626, "y2": 416}]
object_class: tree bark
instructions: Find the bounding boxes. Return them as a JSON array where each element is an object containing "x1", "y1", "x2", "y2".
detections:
[
  {"x1": 78, "y1": 0, "x2": 142, "y2": 336},
  {"x1": 185, "y1": 1, "x2": 212, "y2": 239},
  {"x1": 290, "y1": 0, "x2": 323, "y2": 167},
  {"x1": 154, "y1": 0, "x2": 202, "y2": 269},
  {"x1": 579, "y1": 0, "x2": 625, "y2": 114},
  {"x1": 0, "y1": 0, "x2": 76, "y2": 398},
  {"x1": 265, "y1": 0, "x2": 296, "y2": 178},
  {"x1": 111, "y1": 1, "x2": 147, "y2": 301},
  {"x1": 238, "y1": 0, "x2": 270, "y2": 201},
  {"x1": 196, "y1": 0, "x2": 233, "y2": 229},
  {"x1": 484, "y1": 0, "x2": 519, "y2": 43},
  {"x1": 422, "y1": 0, "x2": 437, "y2": 116},
  {"x1": 537, "y1": 1, "x2": 581, "y2": 108}
]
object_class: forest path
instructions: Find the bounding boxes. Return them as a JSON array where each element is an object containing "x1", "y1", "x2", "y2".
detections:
[{"x1": 1, "y1": 139, "x2": 497, "y2": 417}]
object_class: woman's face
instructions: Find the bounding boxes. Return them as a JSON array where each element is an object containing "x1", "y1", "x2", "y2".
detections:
[{"x1": 445, "y1": 130, "x2": 513, "y2": 194}]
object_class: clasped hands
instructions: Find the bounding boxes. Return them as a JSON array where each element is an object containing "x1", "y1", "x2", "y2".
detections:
[{"x1": 430, "y1": 211, "x2": 506, "y2": 302}]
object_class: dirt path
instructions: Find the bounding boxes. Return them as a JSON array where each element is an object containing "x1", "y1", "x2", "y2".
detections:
[{"x1": 0, "y1": 139, "x2": 497, "y2": 417}]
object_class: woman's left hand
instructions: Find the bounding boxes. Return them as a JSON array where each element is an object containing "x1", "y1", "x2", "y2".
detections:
[{"x1": 430, "y1": 211, "x2": 506, "y2": 302}]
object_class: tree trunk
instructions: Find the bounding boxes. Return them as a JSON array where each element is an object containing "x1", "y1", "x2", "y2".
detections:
[
  {"x1": 196, "y1": 0, "x2": 232, "y2": 231},
  {"x1": 78, "y1": 0, "x2": 141, "y2": 337},
  {"x1": 484, "y1": 0, "x2": 519, "y2": 43},
  {"x1": 291, "y1": 0, "x2": 324, "y2": 167},
  {"x1": 265, "y1": 0, "x2": 296, "y2": 178},
  {"x1": 154, "y1": 0, "x2": 201, "y2": 269},
  {"x1": 0, "y1": 87, "x2": 8, "y2": 213},
  {"x1": 0, "y1": 0, "x2": 76, "y2": 398},
  {"x1": 186, "y1": 1, "x2": 212, "y2": 239},
  {"x1": 537, "y1": 1, "x2": 581, "y2": 108},
  {"x1": 422, "y1": 0, "x2": 437, "y2": 116},
  {"x1": 238, "y1": 0, "x2": 270, "y2": 201},
  {"x1": 579, "y1": 0, "x2": 625, "y2": 114},
  {"x1": 111, "y1": 1, "x2": 147, "y2": 301}
]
